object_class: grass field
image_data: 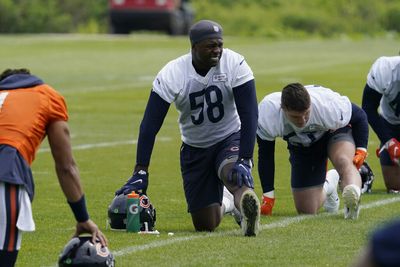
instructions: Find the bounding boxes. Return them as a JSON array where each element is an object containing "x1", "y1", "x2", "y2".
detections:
[{"x1": 1, "y1": 34, "x2": 399, "y2": 267}]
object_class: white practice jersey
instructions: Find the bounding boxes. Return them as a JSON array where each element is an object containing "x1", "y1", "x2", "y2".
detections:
[
  {"x1": 367, "y1": 56, "x2": 400, "y2": 124},
  {"x1": 152, "y1": 48, "x2": 254, "y2": 148},
  {"x1": 257, "y1": 85, "x2": 352, "y2": 146}
]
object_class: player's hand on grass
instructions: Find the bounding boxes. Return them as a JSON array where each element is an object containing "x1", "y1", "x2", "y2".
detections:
[
  {"x1": 115, "y1": 169, "x2": 148, "y2": 195},
  {"x1": 228, "y1": 158, "x2": 254, "y2": 188}
]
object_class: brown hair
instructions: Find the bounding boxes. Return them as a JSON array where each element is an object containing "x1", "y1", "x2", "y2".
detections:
[
  {"x1": 281, "y1": 83, "x2": 311, "y2": 112},
  {"x1": 0, "y1": 68, "x2": 31, "y2": 81}
]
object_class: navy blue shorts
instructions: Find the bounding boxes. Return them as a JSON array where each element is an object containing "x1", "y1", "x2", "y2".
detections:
[
  {"x1": 289, "y1": 127, "x2": 354, "y2": 190},
  {"x1": 180, "y1": 132, "x2": 240, "y2": 213},
  {"x1": 379, "y1": 119, "x2": 400, "y2": 166},
  {"x1": 0, "y1": 145, "x2": 33, "y2": 201}
]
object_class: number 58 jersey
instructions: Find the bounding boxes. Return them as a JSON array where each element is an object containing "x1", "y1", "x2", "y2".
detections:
[{"x1": 152, "y1": 48, "x2": 254, "y2": 148}]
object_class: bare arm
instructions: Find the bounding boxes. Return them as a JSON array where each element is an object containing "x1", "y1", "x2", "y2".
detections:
[
  {"x1": 47, "y1": 120, "x2": 107, "y2": 246},
  {"x1": 47, "y1": 120, "x2": 82, "y2": 201}
]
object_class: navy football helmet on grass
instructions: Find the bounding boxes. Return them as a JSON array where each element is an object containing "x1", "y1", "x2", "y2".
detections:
[
  {"x1": 360, "y1": 162, "x2": 374, "y2": 194},
  {"x1": 58, "y1": 236, "x2": 114, "y2": 267}
]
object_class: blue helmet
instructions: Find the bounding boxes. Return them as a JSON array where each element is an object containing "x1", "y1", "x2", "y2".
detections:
[
  {"x1": 58, "y1": 236, "x2": 114, "y2": 267},
  {"x1": 360, "y1": 161, "x2": 374, "y2": 194}
]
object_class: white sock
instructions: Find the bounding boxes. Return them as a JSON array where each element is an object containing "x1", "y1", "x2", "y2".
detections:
[
  {"x1": 222, "y1": 196, "x2": 234, "y2": 213},
  {"x1": 222, "y1": 187, "x2": 234, "y2": 214},
  {"x1": 262, "y1": 190, "x2": 275, "y2": 198},
  {"x1": 323, "y1": 169, "x2": 339, "y2": 196}
]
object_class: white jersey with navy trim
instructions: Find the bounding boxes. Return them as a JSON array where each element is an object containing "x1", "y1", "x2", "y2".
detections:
[
  {"x1": 257, "y1": 85, "x2": 352, "y2": 146},
  {"x1": 152, "y1": 48, "x2": 254, "y2": 148},
  {"x1": 367, "y1": 56, "x2": 400, "y2": 124}
]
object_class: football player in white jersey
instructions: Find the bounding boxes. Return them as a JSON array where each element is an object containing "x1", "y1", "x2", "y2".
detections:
[
  {"x1": 257, "y1": 83, "x2": 369, "y2": 219},
  {"x1": 116, "y1": 20, "x2": 260, "y2": 236},
  {"x1": 362, "y1": 56, "x2": 400, "y2": 192}
]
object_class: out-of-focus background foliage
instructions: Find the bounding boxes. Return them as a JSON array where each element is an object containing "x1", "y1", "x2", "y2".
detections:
[{"x1": 0, "y1": 0, "x2": 399, "y2": 38}]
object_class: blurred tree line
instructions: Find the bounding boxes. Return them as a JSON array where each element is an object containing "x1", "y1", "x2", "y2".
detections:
[
  {"x1": 0, "y1": 0, "x2": 399, "y2": 37},
  {"x1": 0, "y1": 0, "x2": 108, "y2": 33}
]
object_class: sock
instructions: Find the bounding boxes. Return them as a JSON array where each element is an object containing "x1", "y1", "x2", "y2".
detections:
[
  {"x1": 262, "y1": 190, "x2": 274, "y2": 198},
  {"x1": 324, "y1": 169, "x2": 339, "y2": 196},
  {"x1": 222, "y1": 187, "x2": 235, "y2": 214},
  {"x1": 0, "y1": 250, "x2": 18, "y2": 267},
  {"x1": 222, "y1": 195, "x2": 234, "y2": 214}
]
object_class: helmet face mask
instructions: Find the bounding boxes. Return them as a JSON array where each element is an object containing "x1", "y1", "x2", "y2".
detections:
[
  {"x1": 58, "y1": 236, "x2": 114, "y2": 267},
  {"x1": 108, "y1": 193, "x2": 156, "y2": 231},
  {"x1": 360, "y1": 162, "x2": 374, "y2": 194}
]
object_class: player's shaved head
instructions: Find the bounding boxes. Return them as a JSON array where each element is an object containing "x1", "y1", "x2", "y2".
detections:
[{"x1": 281, "y1": 83, "x2": 311, "y2": 112}]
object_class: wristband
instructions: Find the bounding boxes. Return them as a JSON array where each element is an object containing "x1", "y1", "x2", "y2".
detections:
[
  {"x1": 68, "y1": 195, "x2": 89, "y2": 222},
  {"x1": 239, "y1": 158, "x2": 253, "y2": 168}
]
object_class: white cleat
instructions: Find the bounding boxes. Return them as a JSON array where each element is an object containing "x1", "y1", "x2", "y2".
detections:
[
  {"x1": 343, "y1": 184, "x2": 360, "y2": 220},
  {"x1": 240, "y1": 190, "x2": 260, "y2": 236},
  {"x1": 324, "y1": 169, "x2": 340, "y2": 213}
]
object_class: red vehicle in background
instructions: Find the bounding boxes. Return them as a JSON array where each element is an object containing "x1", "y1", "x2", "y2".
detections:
[{"x1": 109, "y1": 0, "x2": 194, "y2": 35}]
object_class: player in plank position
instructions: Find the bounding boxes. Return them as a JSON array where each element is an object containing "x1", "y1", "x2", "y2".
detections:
[
  {"x1": 362, "y1": 55, "x2": 400, "y2": 193},
  {"x1": 257, "y1": 83, "x2": 369, "y2": 219},
  {"x1": 0, "y1": 68, "x2": 107, "y2": 267},
  {"x1": 116, "y1": 20, "x2": 260, "y2": 236}
]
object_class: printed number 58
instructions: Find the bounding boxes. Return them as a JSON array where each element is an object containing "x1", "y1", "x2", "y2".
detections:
[{"x1": 189, "y1": 86, "x2": 224, "y2": 125}]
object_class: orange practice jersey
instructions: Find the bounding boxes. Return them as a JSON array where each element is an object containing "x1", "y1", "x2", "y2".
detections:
[{"x1": 0, "y1": 84, "x2": 68, "y2": 165}]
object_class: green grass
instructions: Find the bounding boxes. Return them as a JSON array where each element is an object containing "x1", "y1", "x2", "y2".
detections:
[{"x1": 1, "y1": 34, "x2": 399, "y2": 267}]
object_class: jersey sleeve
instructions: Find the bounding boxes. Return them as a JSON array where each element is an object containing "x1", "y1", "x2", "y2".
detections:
[
  {"x1": 325, "y1": 97, "x2": 352, "y2": 129},
  {"x1": 232, "y1": 57, "x2": 254, "y2": 88},
  {"x1": 230, "y1": 51, "x2": 254, "y2": 88},
  {"x1": 257, "y1": 93, "x2": 281, "y2": 141},
  {"x1": 43, "y1": 85, "x2": 68, "y2": 122},
  {"x1": 310, "y1": 87, "x2": 352, "y2": 130},
  {"x1": 152, "y1": 59, "x2": 184, "y2": 104},
  {"x1": 367, "y1": 57, "x2": 393, "y2": 94}
]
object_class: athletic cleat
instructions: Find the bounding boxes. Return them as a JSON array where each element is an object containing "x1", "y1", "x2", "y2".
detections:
[
  {"x1": 240, "y1": 190, "x2": 260, "y2": 236},
  {"x1": 343, "y1": 185, "x2": 360, "y2": 220},
  {"x1": 323, "y1": 170, "x2": 340, "y2": 213},
  {"x1": 324, "y1": 189, "x2": 340, "y2": 213},
  {"x1": 260, "y1": 195, "x2": 275, "y2": 215}
]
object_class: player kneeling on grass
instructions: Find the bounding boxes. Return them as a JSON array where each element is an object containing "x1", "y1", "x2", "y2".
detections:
[
  {"x1": 0, "y1": 69, "x2": 108, "y2": 267},
  {"x1": 257, "y1": 83, "x2": 369, "y2": 219},
  {"x1": 362, "y1": 55, "x2": 400, "y2": 193},
  {"x1": 115, "y1": 20, "x2": 260, "y2": 236}
]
